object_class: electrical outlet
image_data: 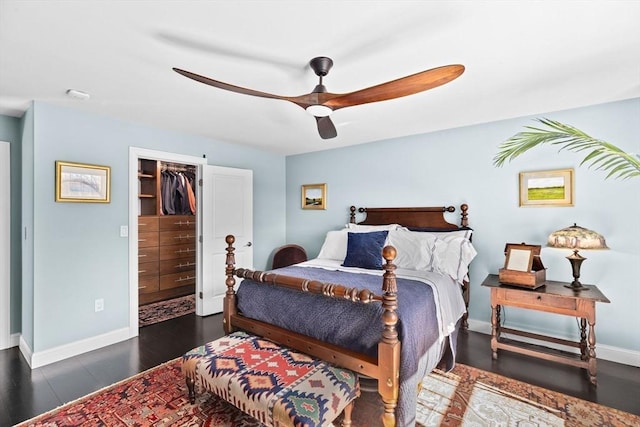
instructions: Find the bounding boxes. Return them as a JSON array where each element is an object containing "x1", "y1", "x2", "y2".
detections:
[
  {"x1": 95, "y1": 298, "x2": 104, "y2": 312},
  {"x1": 120, "y1": 225, "x2": 128, "y2": 237}
]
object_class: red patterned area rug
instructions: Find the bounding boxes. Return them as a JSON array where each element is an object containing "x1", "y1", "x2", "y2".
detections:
[
  {"x1": 139, "y1": 295, "x2": 196, "y2": 327},
  {"x1": 16, "y1": 359, "x2": 639, "y2": 427}
]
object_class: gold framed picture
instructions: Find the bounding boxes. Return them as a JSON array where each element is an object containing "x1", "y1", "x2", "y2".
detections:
[
  {"x1": 55, "y1": 161, "x2": 111, "y2": 203},
  {"x1": 519, "y1": 168, "x2": 574, "y2": 207},
  {"x1": 301, "y1": 183, "x2": 326, "y2": 210}
]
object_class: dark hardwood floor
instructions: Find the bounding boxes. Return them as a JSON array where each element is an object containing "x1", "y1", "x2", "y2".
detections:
[{"x1": 1, "y1": 313, "x2": 638, "y2": 426}]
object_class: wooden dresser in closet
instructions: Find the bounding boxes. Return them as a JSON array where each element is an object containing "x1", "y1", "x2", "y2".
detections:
[
  {"x1": 158, "y1": 215, "x2": 196, "y2": 293},
  {"x1": 138, "y1": 216, "x2": 160, "y2": 301},
  {"x1": 138, "y1": 158, "x2": 197, "y2": 306}
]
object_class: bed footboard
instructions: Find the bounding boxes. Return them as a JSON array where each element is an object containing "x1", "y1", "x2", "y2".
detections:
[{"x1": 224, "y1": 235, "x2": 400, "y2": 427}]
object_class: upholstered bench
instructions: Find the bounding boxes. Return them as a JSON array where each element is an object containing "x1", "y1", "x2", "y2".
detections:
[{"x1": 181, "y1": 331, "x2": 360, "y2": 427}]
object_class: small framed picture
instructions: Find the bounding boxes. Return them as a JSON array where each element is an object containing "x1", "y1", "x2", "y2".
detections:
[
  {"x1": 503, "y1": 243, "x2": 542, "y2": 272},
  {"x1": 504, "y1": 245, "x2": 535, "y2": 272},
  {"x1": 301, "y1": 183, "x2": 326, "y2": 210},
  {"x1": 519, "y1": 168, "x2": 574, "y2": 207},
  {"x1": 55, "y1": 161, "x2": 111, "y2": 203}
]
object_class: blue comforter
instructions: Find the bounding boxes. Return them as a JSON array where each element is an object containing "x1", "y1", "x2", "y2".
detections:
[{"x1": 236, "y1": 265, "x2": 448, "y2": 427}]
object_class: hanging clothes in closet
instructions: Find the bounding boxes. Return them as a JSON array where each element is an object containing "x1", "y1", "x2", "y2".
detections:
[{"x1": 160, "y1": 165, "x2": 196, "y2": 215}]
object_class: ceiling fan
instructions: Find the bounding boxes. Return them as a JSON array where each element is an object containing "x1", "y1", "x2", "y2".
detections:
[{"x1": 173, "y1": 57, "x2": 464, "y2": 140}]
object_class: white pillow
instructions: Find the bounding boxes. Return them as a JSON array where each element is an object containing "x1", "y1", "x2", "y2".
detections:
[
  {"x1": 317, "y1": 230, "x2": 348, "y2": 261},
  {"x1": 398, "y1": 229, "x2": 475, "y2": 283},
  {"x1": 421, "y1": 229, "x2": 472, "y2": 241},
  {"x1": 387, "y1": 229, "x2": 438, "y2": 271},
  {"x1": 433, "y1": 235, "x2": 477, "y2": 284},
  {"x1": 346, "y1": 223, "x2": 403, "y2": 231}
]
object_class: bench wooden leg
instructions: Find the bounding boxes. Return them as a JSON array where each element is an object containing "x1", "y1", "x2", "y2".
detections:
[
  {"x1": 381, "y1": 398, "x2": 397, "y2": 427},
  {"x1": 186, "y1": 376, "x2": 196, "y2": 404},
  {"x1": 341, "y1": 400, "x2": 355, "y2": 427}
]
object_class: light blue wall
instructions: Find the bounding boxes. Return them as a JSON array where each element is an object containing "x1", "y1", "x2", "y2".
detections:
[
  {"x1": 21, "y1": 107, "x2": 34, "y2": 349},
  {"x1": 286, "y1": 98, "x2": 640, "y2": 353},
  {"x1": 25, "y1": 102, "x2": 286, "y2": 352},
  {"x1": 0, "y1": 114, "x2": 22, "y2": 335},
  {"x1": 3, "y1": 98, "x2": 638, "y2": 357}
]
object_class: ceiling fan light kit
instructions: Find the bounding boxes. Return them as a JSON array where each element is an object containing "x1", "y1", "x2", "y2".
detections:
[
  {"x1": 305, "y1": 104, "x2": 332, "y2": 117},
  {"x1": 173, "y1": 56, "x2": 464, "y2": 140}
]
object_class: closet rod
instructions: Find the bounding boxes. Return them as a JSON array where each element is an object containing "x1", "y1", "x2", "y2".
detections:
[{"x1": 161, "y1": 162, "x2": 196, "y2": 173}]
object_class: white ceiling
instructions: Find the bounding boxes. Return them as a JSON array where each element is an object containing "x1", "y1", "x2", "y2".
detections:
[{"x1": 1, "y1": 1, "x2": 639, "y2": 155}]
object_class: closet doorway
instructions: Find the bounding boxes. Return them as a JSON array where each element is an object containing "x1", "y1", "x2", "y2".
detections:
[
  {"x1": 138, "y1": 160, "x2": 198, "y2": 305},
  {"x1": 128, "y1": 148, "x2": 207, "y2": 336}
]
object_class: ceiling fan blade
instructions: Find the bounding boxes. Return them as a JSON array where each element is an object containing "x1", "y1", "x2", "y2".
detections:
[
  {"x1": 324, "y1": 64, "x2": 465, "y2": 110},
  {"x1": 315, "y1": 116, "x2": 337, "y2": 139},
  {"x1": 173, "y1": 68, "x2": 286, "y2": 101}
]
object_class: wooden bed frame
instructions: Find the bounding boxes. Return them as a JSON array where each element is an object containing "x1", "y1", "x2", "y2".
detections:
[{"x1": 223, "y1": 204, "x2": 470, "y2": 427}]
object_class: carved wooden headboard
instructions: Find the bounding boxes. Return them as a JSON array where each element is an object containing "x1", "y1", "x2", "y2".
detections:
[{"x1": 349, "y1": 204, "x2": 469, "y2": 230}]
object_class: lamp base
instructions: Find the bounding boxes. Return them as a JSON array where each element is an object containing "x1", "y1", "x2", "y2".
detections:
[
  {"x1": 565, "y1": 250, "x2": 587, "y2": 291},
  {"x1": 564, "y1": 282, "x2": 589, "y2": 291}
]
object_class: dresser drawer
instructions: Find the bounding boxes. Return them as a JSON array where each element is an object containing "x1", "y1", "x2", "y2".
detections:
[
  {"x1": 139, "y1": 261, "x2": 159, "y2": 277},
  {"x1": 159, "y1": 215, "x2": 196, "y2": 231},
  {"x1": 138, "y1": 231, "x2": 159, "y2": 248},
  {"x1": 138, "y1": 216, "x2": 159, "y2": 232},
  {"x1": 139, "y1": 275, "x2": 159, "y2": 294},
  {"x1": 160, "y1": 270, "x2": 196, "y2": 290},
  {"x1": 502, "y1": 289, "x2": 577, "y2": 311},
  {"x1": 159, "y1": 243, "x2": 196, "y2": 260},
  {"x1": 138, "y1": 246, "x2": 159, "y2": 261},
  {"x1": 160, "y1": 257, "x2": 196, "y2": 275},
  {"x1": 159, "y1": 230, "x2": 197, "y2": 246}
]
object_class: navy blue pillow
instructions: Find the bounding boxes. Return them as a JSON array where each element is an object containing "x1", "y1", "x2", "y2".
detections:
[{"x1": 342, "y1": 231, "x2": 388, "y2": 270}]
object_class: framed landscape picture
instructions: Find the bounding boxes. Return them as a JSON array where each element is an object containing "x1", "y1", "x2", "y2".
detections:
[
  {"x1": 301, "y1": 183, "x2": 326, "y2": 210},
  {"x1": 519, "y1": 168, "x2": 574, "y2": 207},
  {"x1": 55, "y1": 161, "x2": 111, "y2": 203}
]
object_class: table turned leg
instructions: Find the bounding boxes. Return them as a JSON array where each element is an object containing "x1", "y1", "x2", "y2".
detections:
[
  {"x1": 587, "y1": 318, "x2": 598, "y2": 385},
  {"x1": 579, "y1": 318, "x2": 588, "y2": 361},
  {"x1": 491, "y1": 303, "x2": 500, "y2": 360}
]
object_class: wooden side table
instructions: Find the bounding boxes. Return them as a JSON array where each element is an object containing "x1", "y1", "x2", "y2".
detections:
[{"x1": 481, "y1": 274, "x2": 610, "y2": 385}]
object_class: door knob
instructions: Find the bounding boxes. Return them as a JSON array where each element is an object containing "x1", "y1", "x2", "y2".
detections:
[{"x1": 245, "y1": 242, "x2": 252, "y2": 247}]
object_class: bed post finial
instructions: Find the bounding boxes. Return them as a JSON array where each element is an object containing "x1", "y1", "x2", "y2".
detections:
[
  {"x1": 381, "y1": 246, "x2": 397, "y2": 296},
  {"x1": 460, "y1": 204, "x2": 469, "y2": 228},
  {"x1": 224, "y1": 235, "x2": 237, "y2": 334},
  {"x1": 349, "y1": 205, "x2": 357, "y2": 224}
]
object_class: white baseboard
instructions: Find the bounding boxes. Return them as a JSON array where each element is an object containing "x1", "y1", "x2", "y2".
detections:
[
  {"x1": 10, "y1": 332, "x2": 19, "y2": 348},
  {"x1": 19, "y1": 335, "x2": 33, "y2": 366},
  {"x1": 19, "y1": 327, "x2": 130, "y2": 369},
  {"x1": 467, "y1": 319, "x2": 640, "y2": 368}
]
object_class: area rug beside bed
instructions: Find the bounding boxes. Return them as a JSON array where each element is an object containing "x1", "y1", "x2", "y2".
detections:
[
  {"x1": 16, "y1": 360, "x2": 638, "y2": 427},
  {"x1": 138, "y1": 294, "x2": 196, "y2": 327}
]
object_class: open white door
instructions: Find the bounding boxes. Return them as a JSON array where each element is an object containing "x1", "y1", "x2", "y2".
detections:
[{"x1": 199, "y1": 165, "x2": 253, "y2": 316}]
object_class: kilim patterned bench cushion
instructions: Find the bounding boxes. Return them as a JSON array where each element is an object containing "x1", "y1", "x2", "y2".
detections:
[{"x1": 182, "y1": 331, "x2": 360, "y2": 427}]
